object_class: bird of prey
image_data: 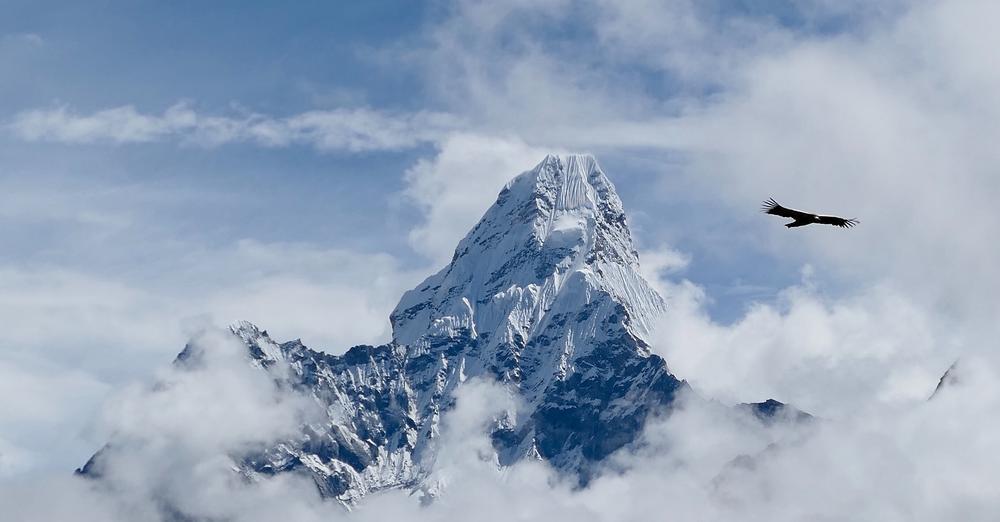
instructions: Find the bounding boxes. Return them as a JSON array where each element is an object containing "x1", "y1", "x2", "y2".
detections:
[{"x1": 761, "y1": 198, "x2": 859, "y2": 228}]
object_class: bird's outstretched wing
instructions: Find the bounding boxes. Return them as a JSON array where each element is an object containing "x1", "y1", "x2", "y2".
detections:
[
  {"x1": 816, "y1": 215, "x2": 860, "y2": 228},
  {"x1": 761, "y1": 198, "x2": 816, "y2": 221}
]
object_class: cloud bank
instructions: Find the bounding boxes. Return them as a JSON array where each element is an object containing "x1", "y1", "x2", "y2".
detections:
[{"x1": 4, "y1": 351, "x2": 997, "y2": 522}]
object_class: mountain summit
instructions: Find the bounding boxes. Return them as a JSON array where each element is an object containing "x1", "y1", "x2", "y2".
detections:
[
  {"x1": 384, "y1": 154, "x2": 683, "y2": 479},
  {"x1": 392, "y1": 154, "x2": 667, "y2": 398},
  {"x1": 82, "y1": 154, "x2": 785, "y2": 504}
]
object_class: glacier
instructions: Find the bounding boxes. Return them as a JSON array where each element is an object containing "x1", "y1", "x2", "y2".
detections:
[{"x1": 80, "y1": 154, "x2": 797, "y2": 504}]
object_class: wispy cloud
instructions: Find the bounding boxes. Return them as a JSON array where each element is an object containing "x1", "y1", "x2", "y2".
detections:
[
  {"x1": 8, "y1": 103, "x2": 460, "y2": 152},
  {"x1": 1, "y1": 32, "x2": 44, "y2": 48}
]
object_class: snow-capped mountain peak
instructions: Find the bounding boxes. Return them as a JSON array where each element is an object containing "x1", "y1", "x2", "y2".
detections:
[
  {"x1": 85, "y1": 154, "x2": 800, "y2": 507},
  {"x1": 390, "y1": 155, "x2": 666, "y2": 398}
]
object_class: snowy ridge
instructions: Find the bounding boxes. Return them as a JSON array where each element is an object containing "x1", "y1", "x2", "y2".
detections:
[{"x1": 391, "y1": 155, "x2": 665, "y2": 376}]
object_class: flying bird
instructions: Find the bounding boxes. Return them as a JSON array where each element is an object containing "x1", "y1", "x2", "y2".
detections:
[{"x1": 761, "y1": 198, "x2": 859, "y2": 228}]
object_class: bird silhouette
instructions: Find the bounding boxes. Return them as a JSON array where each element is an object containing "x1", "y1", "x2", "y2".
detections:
[{"x1": 762, "y1": 198, "x2": 859, "y2": 228}]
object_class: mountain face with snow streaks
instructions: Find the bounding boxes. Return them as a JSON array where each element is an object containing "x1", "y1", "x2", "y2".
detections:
[{"x1": 82, "y1": 154, "x2": 737, "y2": 502}]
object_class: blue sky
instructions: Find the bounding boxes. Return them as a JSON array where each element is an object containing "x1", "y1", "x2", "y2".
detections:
[
  {"x1": 4, "y1": 0, "x2": 999, "y2": 480},
  {"x1": 1, "y1": 0, "x2": 815, "y2": 315}
]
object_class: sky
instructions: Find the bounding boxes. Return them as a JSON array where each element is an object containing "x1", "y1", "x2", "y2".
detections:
[{"x1": 3, "y1": 0, "x2": 1000, "y2": 518}]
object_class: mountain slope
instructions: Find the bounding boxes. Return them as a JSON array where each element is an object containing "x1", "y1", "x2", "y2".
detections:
[
  {"x1": 235, "y1": 154, "x2": 687, "y2": 499},
  {"x1": 82, "y1": 154, "x2": 784, "y2": 503}
]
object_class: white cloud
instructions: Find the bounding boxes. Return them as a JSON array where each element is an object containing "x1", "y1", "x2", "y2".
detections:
[
  {"x1": 8, "y1": 103, "x2": 459, "y2": 152},
  {"x1": 199, "y1": 239, "x2": 423, "y2": 349},
  {"x1": 638, "y1": 245, "x2": 692, "y2": 283},
  {"x1": 0, "y1": 327, "x2": 337, "y2": 522},
  {"x1": 0, "y1": 358, "x2": 110, "y2": 477},
  {"x1": 0, "y1": 267, "x2": 183, "y2": 356},
  {"x1": 98, "y1": 328, "x2": 319, "y2": 454},
  {"x1": 0, "y1": 239, "x2": 424, "y2": 479},
  {"x1": 648, "y1": 1, "x2": 1000, "y2": 344},
  {"x1": 2, "y1": 349, "x2": 999, "y2": 521},
  {"x1": 400, "y1": 371, "x2": 1000, "y2": 522},
  {"x1": 0, "y1": 239, "x2": 419, "y2": 362},
  {"x1": 649, "y1": 271, "x2": 957, "y2": 418}
]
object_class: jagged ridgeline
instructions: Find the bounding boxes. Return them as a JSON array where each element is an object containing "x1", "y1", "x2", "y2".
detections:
[{"x1": 81, "y1": 155, "x2": 793, "y2": 503}]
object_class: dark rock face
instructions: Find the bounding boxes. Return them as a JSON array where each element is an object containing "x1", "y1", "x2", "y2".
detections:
[
  {"x1": 532, "y1": 349, "x2": 686, "y2": 468},
  {"x1": 214, "y1": 319, "x2": 688, "y2": 500},
  {"x1": 739, "y1": 398, "x2": 813, "y2": 425}
]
